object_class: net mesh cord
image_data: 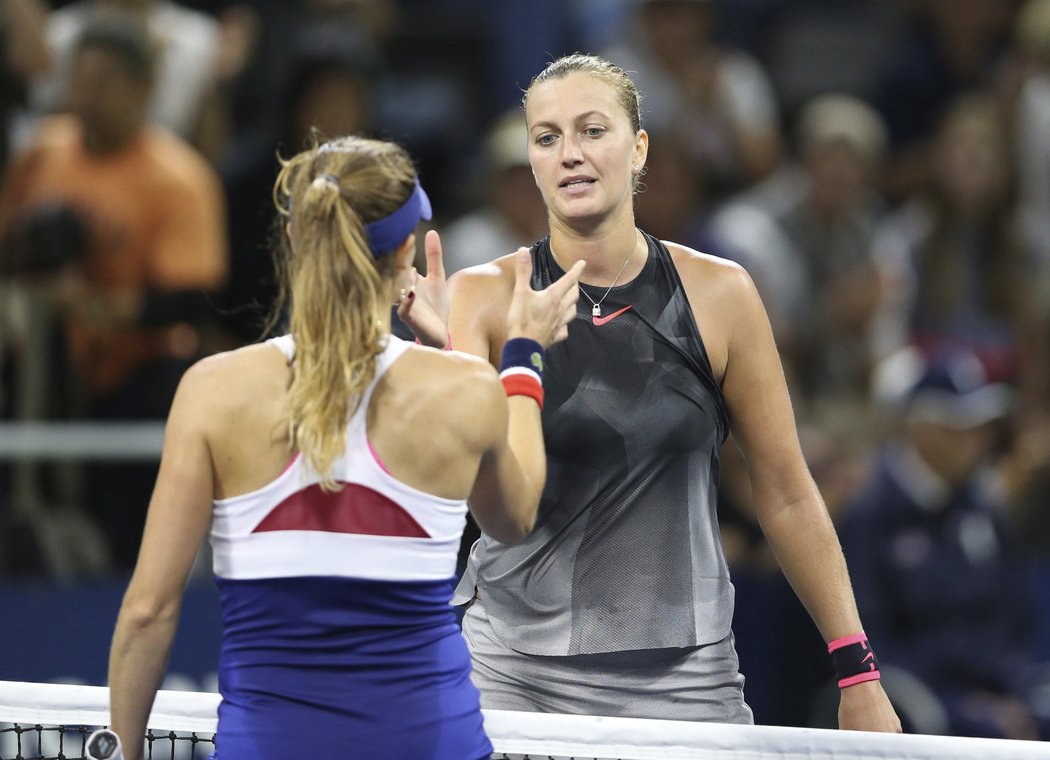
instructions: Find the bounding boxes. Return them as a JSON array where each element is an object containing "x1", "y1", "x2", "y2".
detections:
[
  {"x1": 3, "y1": 680, "x2": 1050, "y2": 760},
  {"x1": 0, "y1": 725, "x2": 213, "y2": 760}
]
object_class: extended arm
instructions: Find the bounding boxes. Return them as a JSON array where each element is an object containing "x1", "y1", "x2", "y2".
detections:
[
  {"x1": 466, "y1": 383, "x2": 545, "y2": 544},
  {"x1": 107, "y1": 367, "x2": 216, "y2": 760},
  {"x1": 720, "y1": 266, "x2": 900, "y2": 733},
  {"x1": 454, "y1": 250, "x2": 581, "y2": 543}
]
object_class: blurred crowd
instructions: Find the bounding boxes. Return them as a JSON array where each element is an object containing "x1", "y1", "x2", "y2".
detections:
[{"x1": 1, "y1": 0, "x2": 1050, "y2": 741}]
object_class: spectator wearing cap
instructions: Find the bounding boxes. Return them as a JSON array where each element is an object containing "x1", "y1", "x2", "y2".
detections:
[
  {"x1": 709, "y1": 93, "x2": 889, "y2": 417},
  {"x1": 440, "y1": 109, "x2": 548, "y2": 274},
  {"x1": 839, "y1": 348, "x2": 1049, "y2": 739}
]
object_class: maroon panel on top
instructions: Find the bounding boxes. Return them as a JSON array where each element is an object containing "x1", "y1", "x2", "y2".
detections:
[{"x1": 252, "y1": 482, "x2": 430, "y2": 538}]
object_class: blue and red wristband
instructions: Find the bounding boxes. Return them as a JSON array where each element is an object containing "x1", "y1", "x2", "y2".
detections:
[{"x1": 499, "y1": 337, "x2": 544, "y2": 409}]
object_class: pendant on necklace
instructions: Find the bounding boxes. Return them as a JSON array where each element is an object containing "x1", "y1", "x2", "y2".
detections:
[{"x1": 592, "y1": 304, "x2": 601, "y2": 318}]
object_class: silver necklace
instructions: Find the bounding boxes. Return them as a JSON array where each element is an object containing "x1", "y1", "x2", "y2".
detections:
[{"x1": 550, "y1": 237, "x2": 636, "y2": 319}]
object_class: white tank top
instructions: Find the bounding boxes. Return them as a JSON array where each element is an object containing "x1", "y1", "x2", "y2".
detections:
[{"x1": 210, "y1": 335, "x2": 469, "y2": 583}]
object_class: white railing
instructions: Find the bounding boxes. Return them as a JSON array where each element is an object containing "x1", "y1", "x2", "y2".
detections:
[{"x1": 0, "y1": 422, "x2": 165, "y2": 461}]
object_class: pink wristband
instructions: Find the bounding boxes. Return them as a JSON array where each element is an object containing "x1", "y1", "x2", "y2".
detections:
[
  {"x1": 828, "y1": 631, "x2": 880, "y2": 689},
  {"x1": 828, "y1": 632, "x2": 868, "y2": 652},
  {"x1": 838, "y1": 671, "x2": 882, "y2": 689}
]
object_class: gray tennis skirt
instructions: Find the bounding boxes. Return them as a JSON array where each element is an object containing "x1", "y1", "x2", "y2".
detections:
[{"x1": 461, "y1": 598, "x2": 754, "y2": 724}]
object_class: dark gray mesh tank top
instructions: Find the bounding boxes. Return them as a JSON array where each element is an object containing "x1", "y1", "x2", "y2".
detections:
[{"x1": 454, "y1": 232, "x2": 734, "y2": 655}]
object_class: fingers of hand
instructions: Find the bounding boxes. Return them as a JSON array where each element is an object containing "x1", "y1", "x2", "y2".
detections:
[
  {"x1": 549, "y1": 259, "x2": 585, "y2": 299},
  {"x1": 424, "y1": 230, "x2": 445, "y2": 277},
  {"x1": 564, "y1": 260, "x2": 586, "y2": 289},
  {"x1": 562, "y1": 300, "x2": 577, "y2": 326},
  {"x1": 559, "y1": 284, "x2": 578, "y2": 314},
  {"x1": 514, "y1": 248, "x2": 532, "y2": 292}
]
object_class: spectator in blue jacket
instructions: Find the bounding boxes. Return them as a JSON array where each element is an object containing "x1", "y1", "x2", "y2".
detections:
[{"x1": 841, "y1": 348, "x2": 1048, "y2": 739}]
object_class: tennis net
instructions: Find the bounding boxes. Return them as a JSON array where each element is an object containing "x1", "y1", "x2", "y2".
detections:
[{"x1": 3, "y1": 679, "x2": 1050, "y2": 760}]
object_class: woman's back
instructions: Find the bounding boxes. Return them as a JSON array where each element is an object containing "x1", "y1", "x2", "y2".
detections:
[
  {"x1": 202, "y1": 337, "x2": 500, "y2": 503},
  {"x1": 197, "y1": 335, "x2": 495, "y2": 759}
]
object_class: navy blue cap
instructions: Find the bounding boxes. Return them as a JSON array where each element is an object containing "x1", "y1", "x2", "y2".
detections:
[
  {"x1": 364, "y1": 179, "x2": 432, "y2": 256},
  {"x1": 907, "y1": 351, "x2": 1011, "y2": 428}
]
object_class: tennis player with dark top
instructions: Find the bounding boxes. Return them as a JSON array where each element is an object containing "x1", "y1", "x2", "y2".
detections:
[
  {"x1": 443, "y1": 54, "x2": 902, "y2": 732},
  {"x1": 101, "y1": 135, "x2": 583, "y2": 759}
]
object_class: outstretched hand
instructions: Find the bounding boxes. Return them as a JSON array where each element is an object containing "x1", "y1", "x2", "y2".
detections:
[
  {"x1": 505, "y1": 247, "x2": 584, "y2": 348},
  {"x1": 396, "y1": 229, "x2": 450, "y2": 348}
]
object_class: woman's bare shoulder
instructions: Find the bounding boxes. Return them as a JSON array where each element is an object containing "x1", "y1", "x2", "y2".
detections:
[
  {"x1": 399, "y1": 343, "x2": 500, "y2": 392},
  {"x1": 174, "y1": 343, "x2": 288, "y2": 425},
  {"x1": 446, "y1": 252, "x2": 521, "y2": 356},
  {"x1": 384, "y1": 344, "x2": 505, "y2": 443},
  {"x1": 184, "y1": 342, "x2": 284, "y2": 385},
  {"x1": 448, "y1": 253, "x2": 518, "y2": 293},
  {"x1": 664, "y1": 240, "x2": 757, "y2": 302}
]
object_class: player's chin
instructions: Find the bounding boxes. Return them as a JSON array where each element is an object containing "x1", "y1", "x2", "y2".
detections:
[{"x1": 555, "y1": 205, "x2": 608, "y2": 227}]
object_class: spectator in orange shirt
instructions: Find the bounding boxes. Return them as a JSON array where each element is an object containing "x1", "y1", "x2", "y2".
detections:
[{"x1": 0, "y1": 13, "x2": 228, "y2": 569}]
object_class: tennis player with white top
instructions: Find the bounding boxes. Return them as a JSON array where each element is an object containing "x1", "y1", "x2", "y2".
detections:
[{"x1": 99, "y1": 135, "x2": 582, "y2": 759}]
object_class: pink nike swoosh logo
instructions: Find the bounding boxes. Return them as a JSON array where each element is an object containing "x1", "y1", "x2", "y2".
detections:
[{"x1": 592, "y1": 305, "x2": 633, "y2": 326}]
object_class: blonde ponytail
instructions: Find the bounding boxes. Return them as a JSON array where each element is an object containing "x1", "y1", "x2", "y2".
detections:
[{"x1": 270, "y1": 136, "x2": 419, "y2": 489}]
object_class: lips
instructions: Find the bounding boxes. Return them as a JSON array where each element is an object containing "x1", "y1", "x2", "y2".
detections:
[{"x1": 559, "y1": 175, "x2": 595, "y2": 188}]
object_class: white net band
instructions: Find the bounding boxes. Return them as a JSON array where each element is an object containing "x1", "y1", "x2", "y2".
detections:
[{"x1": 3, "y1": 680, "x2": 1050, "y2": 760}]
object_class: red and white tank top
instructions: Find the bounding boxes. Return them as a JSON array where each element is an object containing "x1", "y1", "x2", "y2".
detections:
[{"x1": 210, "y1": 335, "x2": 469, "y2": 583}]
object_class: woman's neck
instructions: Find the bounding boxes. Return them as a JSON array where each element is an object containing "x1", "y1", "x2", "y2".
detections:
[{"x1": 549, "y1": 215, "x2": 646, "y2": 286}]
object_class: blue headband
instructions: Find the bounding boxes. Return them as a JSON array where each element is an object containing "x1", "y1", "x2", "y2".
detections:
[{"x1": 365, "y1": 179, "x2": 432, "y2": 256}]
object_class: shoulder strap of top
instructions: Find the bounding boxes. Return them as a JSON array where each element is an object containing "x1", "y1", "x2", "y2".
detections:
[
  {"x1": 530, "y1": 236, "x2": 558, "y2": 290},
  {"x1": 348, "y1": 335, "x2": 413, "y2": 432},
  {"x1": 266, "y1": 334, "x2": 296, "y2": 363},
  {"x1": 372, "y1": 335, "x2": 412, "y2": 383},
  {"x1": 265, "y1": 334, "x2": 412, "y2": 373}
]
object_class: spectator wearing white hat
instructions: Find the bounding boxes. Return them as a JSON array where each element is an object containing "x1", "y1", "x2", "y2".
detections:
[
  {"x1": 710, "y1": 93, "x2": 889, "y2": 417},
  {"x1": 441, "y1": 109, "x2": 548, "y2": 274}
]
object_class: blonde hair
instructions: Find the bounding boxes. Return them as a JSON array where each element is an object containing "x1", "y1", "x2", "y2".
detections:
[
  {"x1": 523, "y1": 53, "x2": 643, "y2": 134},
  {"x1": 270, "y1": 135, "x2": 418, "y2": 488}
]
